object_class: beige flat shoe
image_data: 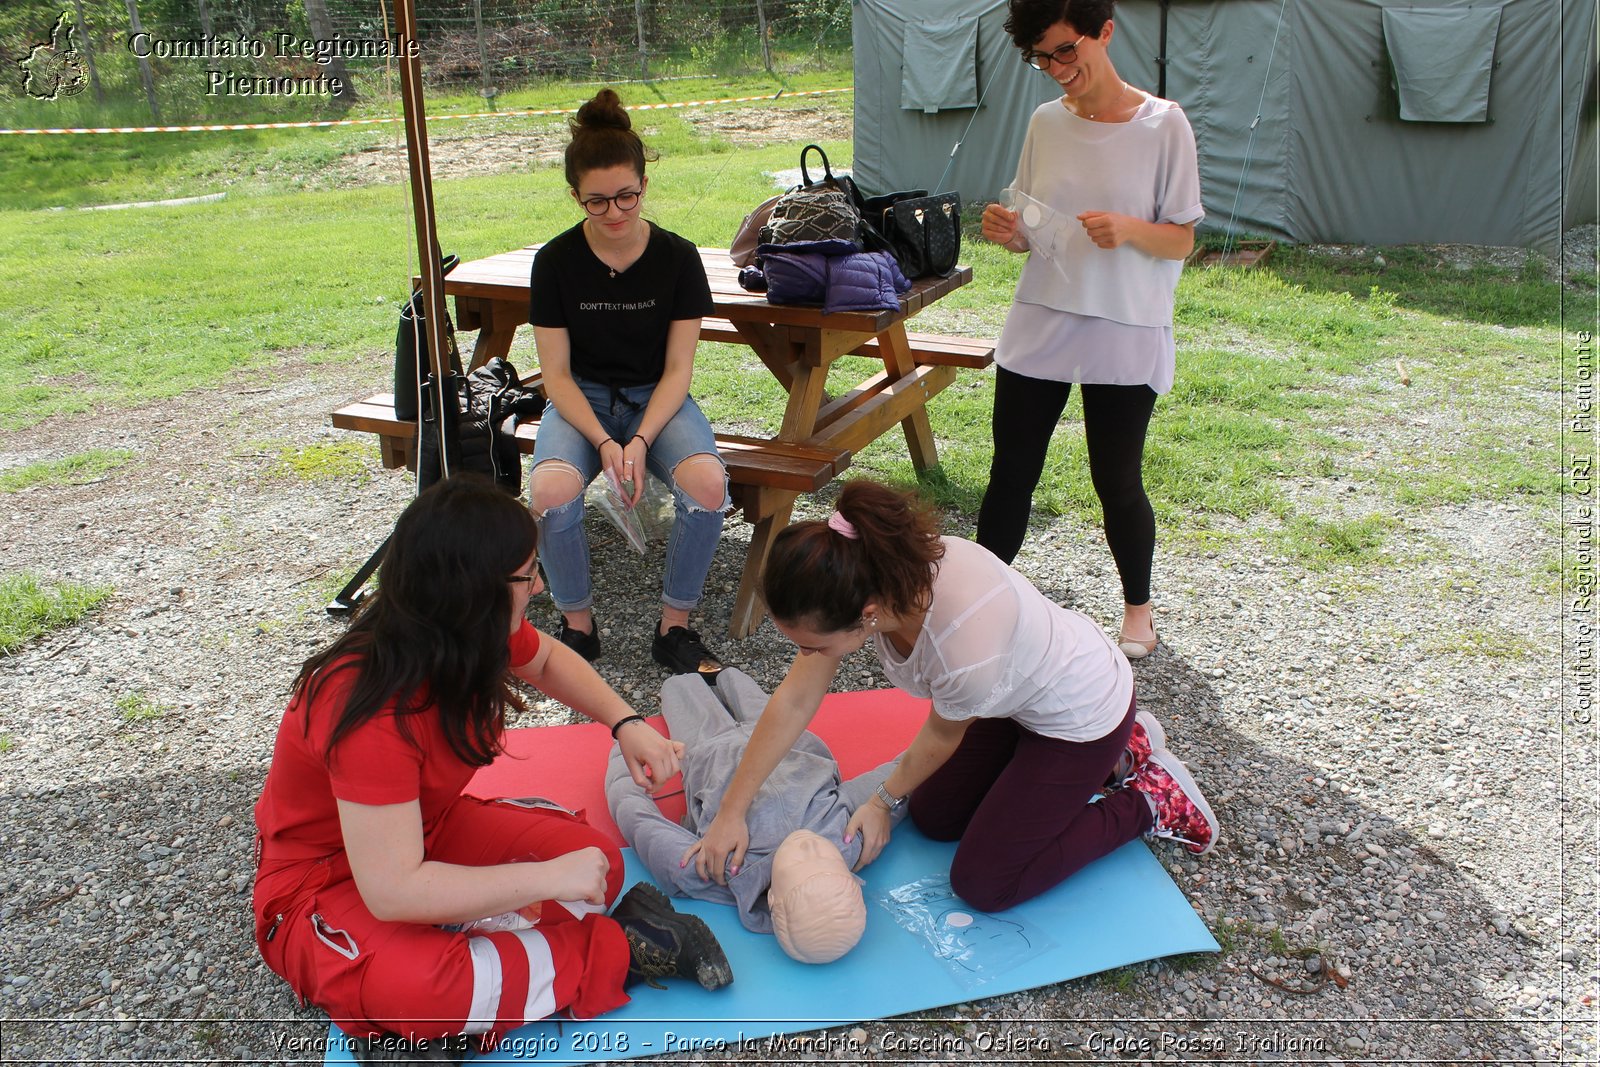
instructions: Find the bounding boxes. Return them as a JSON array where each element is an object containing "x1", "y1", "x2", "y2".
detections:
[{"x1": 1118, "y1": 630, "x2": 1159, "y2": 660}]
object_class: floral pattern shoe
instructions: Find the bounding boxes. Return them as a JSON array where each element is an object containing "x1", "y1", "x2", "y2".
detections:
[
  {"x1": 1129, "y1": 748, "x2": 1220, "y2": 855},
  {"x1": 1105, "y1": 709, "x2": 1169, "y2": 788}
]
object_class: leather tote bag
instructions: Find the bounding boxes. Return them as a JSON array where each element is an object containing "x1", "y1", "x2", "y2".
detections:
[{"x1": 884, "y1": 192, "x2": 962, "y2": 279}]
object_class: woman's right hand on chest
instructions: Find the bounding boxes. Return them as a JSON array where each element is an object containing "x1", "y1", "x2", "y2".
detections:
[
  {"x1": 683, "y1": 811, "x2": 749, "y2": 886},
  {"x1": 532, "y1": 845, "x2": 610, "y2": 906},
  {"x1": 982, "y1": 203, "x2": 1022, "y2": 249}
]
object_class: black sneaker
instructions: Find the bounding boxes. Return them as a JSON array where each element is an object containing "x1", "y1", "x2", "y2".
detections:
[
  {"x1": 612, "y1": 883, "x2": 733, "y2": 991},
  {"x1": 651, "y1": 623, "x2": 723, "y2": 680},
  {"x1": 557, "y1": 617, "x2": 601, "y2": 662},
  {"x1": 351, "y1": 1032, "x2": 470, "y2": 1065}
]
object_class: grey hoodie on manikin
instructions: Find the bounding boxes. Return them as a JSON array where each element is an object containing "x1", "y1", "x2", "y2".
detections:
[{"x1": 605, "y1": 668, "x2": 904, "y2": 934}]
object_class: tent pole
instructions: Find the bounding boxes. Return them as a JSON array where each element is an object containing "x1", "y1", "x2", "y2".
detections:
[{"x1": 1157, "y1": 0, "x2": 1170, "y2": 99}]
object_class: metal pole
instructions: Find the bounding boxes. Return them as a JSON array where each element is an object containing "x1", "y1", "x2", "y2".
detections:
[
  {"x1": 635, "y1": 0, "x2": 648, "y2": 80},
  {"x1": 395, "y1": 0, "x2": 456, "y2": 480},
  {"x1": 472, "y1": 0, "x2": 496, "y2": 110},
  {"x1": 70, "y1": 0, "x2": 103, "y2": 106},
  {"x1": 123, "y1": 0, "x2": 160, "y2": 123},
  {"x1": 755, "y1": 0, "x2": 772, "y2": 73}
]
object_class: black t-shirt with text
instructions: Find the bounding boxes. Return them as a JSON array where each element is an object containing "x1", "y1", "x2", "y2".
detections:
[{"x1": 528, "y1": 221, "x2": 714, "y2": 388}]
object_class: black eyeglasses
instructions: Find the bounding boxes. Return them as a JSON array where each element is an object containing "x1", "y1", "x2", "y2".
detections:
[
  {"x1": 579, "y1": 189, "x2": 642, "y2": 216},
  {"x1": 1021, "y1": 34, "x2": 1086, "y2": 71},
  {"x1": 507, "y1": 565, "x2": 544, "y2": 589}
]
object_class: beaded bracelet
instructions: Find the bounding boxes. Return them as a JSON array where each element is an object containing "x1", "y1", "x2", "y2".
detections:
[{"x1": 610, "y1": 714, "x2": 649, "y2": 740}]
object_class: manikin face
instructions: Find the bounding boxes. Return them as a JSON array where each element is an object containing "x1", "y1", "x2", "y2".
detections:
[{"x1": 768, "y1": 830, "x2": 866, "y2": 964}]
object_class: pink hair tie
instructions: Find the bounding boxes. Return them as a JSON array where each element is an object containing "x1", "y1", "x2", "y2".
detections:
[{"x1": 826, "y1": 511, "x2": 859, "y2": 540}]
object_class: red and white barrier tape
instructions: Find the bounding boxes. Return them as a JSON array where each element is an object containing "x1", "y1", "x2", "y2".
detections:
[{"x1": 0, "y1": 86, "x2": 853, "y2": 136}]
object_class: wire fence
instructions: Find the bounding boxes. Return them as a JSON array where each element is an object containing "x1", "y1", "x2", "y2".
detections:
[{"x1": 3, "y1": 0, "x2": 852, "y2": 128}]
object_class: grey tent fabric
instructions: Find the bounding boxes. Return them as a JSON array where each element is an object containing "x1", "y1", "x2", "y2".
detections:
[
  {"x1": 853, "y1": 0, "x2": 1596, "y2": 252},
  {"x1": 901, "y1": 15, "x2": 980, "y2": 113},
  {"x1": 1382, "y1": 6, "x2": 1502, "y2": 122}
]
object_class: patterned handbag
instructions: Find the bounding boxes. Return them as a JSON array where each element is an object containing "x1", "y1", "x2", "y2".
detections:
[
  {"x1": 884, "y1": 192, "x2": 961, "y2": 278},
  {"x1": 758, "y1": 144, "x2": 862, "y2": 247}
]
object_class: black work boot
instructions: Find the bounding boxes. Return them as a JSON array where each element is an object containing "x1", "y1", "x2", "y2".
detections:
[{"x1": 612, "y1": 883, "x2": 733, "y2": 991}]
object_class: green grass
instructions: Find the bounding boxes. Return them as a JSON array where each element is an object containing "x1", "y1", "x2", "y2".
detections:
[
  {"x1": 115, "y1": 691, "x2": 168, "y2": 722},
  {"x1": 0, "y1": 448, "x2": 134, "y2": 491},
  {"x1": 0, "y1": 572, "x2": 112, "y2": 652},
  {"x1": 266, "y1": 441, "x2": 375, "y2": 483},
  {"x1": 1275, "y1": 513, "x2": 1397, "y2": 567},
  {"x1": 0, "y1": 63, "x2": 1576, "y2": 575}
]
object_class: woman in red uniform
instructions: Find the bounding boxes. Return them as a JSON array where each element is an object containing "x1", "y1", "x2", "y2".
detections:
[{"x1": 252, "y1": 477, "x2": 729, "y2": 1062}]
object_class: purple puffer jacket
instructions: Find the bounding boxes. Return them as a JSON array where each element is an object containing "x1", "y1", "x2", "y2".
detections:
[{"x1": 763, "y1": 250, "x2": 910, "y2": 314}]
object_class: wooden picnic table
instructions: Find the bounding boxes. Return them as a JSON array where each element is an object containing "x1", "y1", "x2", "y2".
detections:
[{"x1": 442, "y1": 245, "x2": 982, "y2": 638}]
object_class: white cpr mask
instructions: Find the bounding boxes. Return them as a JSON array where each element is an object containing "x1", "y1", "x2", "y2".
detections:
[
  {"x1": 767, "y1": 830, "x2": 866, "y2": 964},
  {"x1": 1001, "y1": 185, "x2": 1074, "y2": 287}
]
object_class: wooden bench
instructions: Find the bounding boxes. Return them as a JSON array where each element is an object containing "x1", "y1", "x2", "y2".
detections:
[
  {"x1": 330, "y1": 390, "x2": 852, "y2": 525},
  {"x1": 698, "y1": 317, "x2": 994, "y2": 370}
]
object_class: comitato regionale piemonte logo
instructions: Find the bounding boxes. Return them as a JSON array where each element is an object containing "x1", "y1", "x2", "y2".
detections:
[{"x1": 19, "y1": 10, "x2": 88, "y2": 101}]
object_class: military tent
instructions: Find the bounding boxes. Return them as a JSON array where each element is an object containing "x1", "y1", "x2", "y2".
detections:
[{"x1": 851, "y1": 0, "x2": 1597, "y2": 251}]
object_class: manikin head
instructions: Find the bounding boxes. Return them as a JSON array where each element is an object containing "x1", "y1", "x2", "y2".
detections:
[{"x1": 767, "y1": 830, "x2": 866, "y2": 964}]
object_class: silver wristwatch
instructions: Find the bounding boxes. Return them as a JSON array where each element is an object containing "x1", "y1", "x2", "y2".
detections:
[{"x1": 875, "y1": 782, "x2": 907, "y2": 812}]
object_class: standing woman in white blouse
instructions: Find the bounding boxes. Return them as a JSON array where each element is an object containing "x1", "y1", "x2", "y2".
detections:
[
  {"x1": 687, "y1": 480, "x2": 1217, "y2": 913},
  {"x1": 979, "y1": 0, "x2": 1202, "y2": 660}
]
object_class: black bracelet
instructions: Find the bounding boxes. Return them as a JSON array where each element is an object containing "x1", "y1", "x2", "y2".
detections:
[
  {"x1": 630, "y1": 433, "x2": 649, "y2": 449},
  {"x1": 610, "y1": 714, "x2": 648, "y2": 740}
]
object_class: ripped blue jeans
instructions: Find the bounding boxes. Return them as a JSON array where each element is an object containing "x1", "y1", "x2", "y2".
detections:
[{"x1": 530, "y1": 378, "x2": 729, "y2": 613}]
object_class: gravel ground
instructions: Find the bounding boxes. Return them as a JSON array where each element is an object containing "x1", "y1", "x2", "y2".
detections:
[{"x1": 1, "y1": 240, "x2": 1596, "y2": 1065}]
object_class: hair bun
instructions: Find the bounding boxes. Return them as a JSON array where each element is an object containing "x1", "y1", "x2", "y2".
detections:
[{"x1": 573, "y1": 88, "x2": 632, "y2": 133}]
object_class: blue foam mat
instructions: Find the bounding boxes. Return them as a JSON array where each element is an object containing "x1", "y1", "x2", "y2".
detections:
[{"x1": 325, "y1": 828, "x2": 1216, "y2": 1064}]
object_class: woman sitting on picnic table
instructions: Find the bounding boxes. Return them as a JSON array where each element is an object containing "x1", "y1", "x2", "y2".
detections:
[
  {"x1": 528, "y1": 87, "x2": 730, "y2": 678},
  {"x1": 690, "y1": 479, "x2": 1219, "y2": 913},
  {"x1": 252, "y1": 477, "x2": 730, "y2": 1063}
]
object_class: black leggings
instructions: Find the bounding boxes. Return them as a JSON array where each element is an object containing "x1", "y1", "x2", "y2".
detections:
[{"x1": 976, "y1": 365, "x2": 1158, "y2": 606}]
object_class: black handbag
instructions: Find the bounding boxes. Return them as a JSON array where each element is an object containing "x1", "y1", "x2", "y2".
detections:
[
  {"x1": 884, "y1": 192, "x2": 962, "y2": 279},
  {"x1": 854, "y1": 188, "x2": 927, "y2": 257},
  {"x1": 758, "y1": 144, "x2": 862, "y2": 247},
  {"x1": 392, "y1": 254, "x2": 461, "y2": 421},
  {"x1": 417, "y1": 357, "x2": 543, "y2": 495}
]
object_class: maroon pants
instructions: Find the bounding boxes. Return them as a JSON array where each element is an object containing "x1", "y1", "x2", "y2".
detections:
[{"x1": 909, "y1": 697, "x2": 1151, "y2": 912}]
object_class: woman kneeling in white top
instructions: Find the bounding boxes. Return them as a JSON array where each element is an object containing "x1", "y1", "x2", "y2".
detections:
[{"x1": 686, "y1": 480, "x2": 1218, "y2": 912}]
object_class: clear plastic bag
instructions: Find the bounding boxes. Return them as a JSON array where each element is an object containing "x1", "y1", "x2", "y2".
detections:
[
  {"x1": 582, "y1": 473, "x2": 656, "y2": 559},
  {"x1": 873, "y1": 875, "x2": 1057, "y2": 991},
  {"x1": 1001, "y1": 185, "x2": 1074, "y2": 289}
]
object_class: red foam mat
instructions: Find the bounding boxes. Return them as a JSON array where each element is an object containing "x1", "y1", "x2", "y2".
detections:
[{"x1": 467, "y1": 687, "x2": 930, "y2": 845}]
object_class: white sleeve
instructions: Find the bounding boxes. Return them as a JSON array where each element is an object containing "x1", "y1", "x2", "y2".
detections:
[{"x1": 1156, "y1": 107, "x2": 1204, "y2": 226}]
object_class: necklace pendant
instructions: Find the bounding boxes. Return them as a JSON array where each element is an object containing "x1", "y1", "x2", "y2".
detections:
[{"x1": 609, "y1": 267, "x2": 617, "y2": 278}]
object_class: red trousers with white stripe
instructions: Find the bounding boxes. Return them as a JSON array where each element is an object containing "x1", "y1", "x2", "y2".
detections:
[{"x1": 253, "y1": 796, "x2": 631, "y2": 1041}]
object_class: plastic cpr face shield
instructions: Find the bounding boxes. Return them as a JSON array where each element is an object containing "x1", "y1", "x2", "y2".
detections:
[
  {"x1": 1001, "y1": 185, "x2": 1075, "y2": 287},
  {"x1": 767, "y1": 830, "x2": 866, "y2": 964}
]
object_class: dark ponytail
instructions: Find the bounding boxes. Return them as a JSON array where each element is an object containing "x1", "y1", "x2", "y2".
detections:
[
  {"x1": 762, "y1": 480, "x2": 945, "y2": 633},
  {"x1": 564, "y1": 88, "x2": 656, "y2": 190}
]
